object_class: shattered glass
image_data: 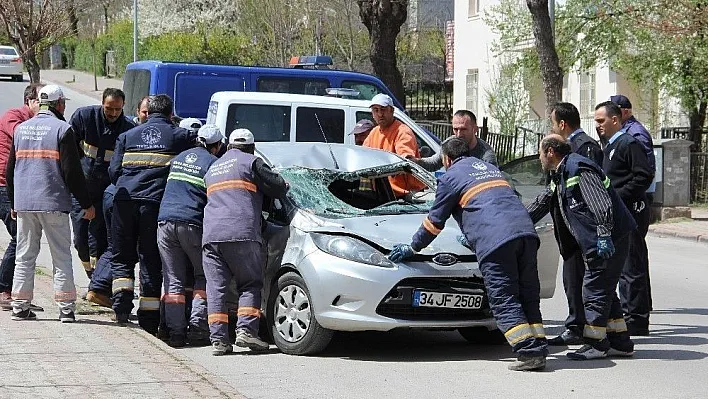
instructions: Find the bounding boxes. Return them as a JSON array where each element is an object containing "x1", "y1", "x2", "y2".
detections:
[{"x1": 278, "y1": 163, "x2": 435, "y2": 219}]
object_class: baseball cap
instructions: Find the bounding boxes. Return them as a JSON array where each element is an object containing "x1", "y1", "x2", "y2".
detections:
[
  {"x1": 610, "y1": 95, "x2": 632, "y2": 109},
  {"x1": 197, "y1": 124, "x2": 223, "y2": 145},
  {"x1": 229, "y1": 128, "x2": 255, "y2": 145},
  {"x1": 179, "y1": 117, "x2": 202, "y2": 132},
  {"x1": 349, "y1": 119, "x2": 375, "y2": 135},
  {"x1": 370, "y1": 93, "x2": 393, "y2": 108},
  {"x1": 38, "y1": 85, "x2": 69, "y2": 103}
]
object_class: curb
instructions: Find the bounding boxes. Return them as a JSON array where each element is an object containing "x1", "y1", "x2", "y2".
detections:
[{"x1": 647, "y1": 228, "x2": 708, "y2": 244}]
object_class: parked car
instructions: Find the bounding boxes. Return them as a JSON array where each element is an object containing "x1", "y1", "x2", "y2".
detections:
[
  {"x1": 253, "y1": 143, "x2": 559, "y2": 355},
  {"x1": 0, "y1": 46, "x2": 23, "y2": 82}
]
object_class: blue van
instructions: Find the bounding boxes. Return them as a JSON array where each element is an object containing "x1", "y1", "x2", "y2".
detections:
[{"x1": 121, "y1": 58, "x2": 405, "y2": 120}]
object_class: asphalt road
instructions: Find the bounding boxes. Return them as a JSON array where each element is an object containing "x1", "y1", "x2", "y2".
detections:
[{"x1": 2, "y1": 76, "x2": 708, "y2": 398}]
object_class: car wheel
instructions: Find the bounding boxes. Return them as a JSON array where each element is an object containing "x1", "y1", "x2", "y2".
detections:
[
  {"x1": 271, "y1": 272, "x2": 333, "y2": 355},
  {"x1": 458, "y1": 327, "x2": 507, "y2": 345}
]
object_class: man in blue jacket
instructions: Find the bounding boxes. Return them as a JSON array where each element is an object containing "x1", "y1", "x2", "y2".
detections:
[
  {"x1": 389, "y1": 137, "x2": 547, "y2": 371},
  {"x1": 109, "y1": 94, "x2": 197, "y2": 333},
  {"x1": 528, "y1": 134, "x2": 636, "y2": 359},
  {"x1": 69, "y1": 88, "x2": 134, "y2": 281}
]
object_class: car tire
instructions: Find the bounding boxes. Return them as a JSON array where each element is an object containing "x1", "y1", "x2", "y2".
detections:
[
  {"x1": 458, "y1": 327, "x2": 507, "y2": 345},
  {"x1": 270, "y1": 272, "x2": 333, "y2": 355}
]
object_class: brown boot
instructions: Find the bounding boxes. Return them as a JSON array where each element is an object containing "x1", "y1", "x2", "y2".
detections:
[
  {"x1": 86, "y1": 291, "x2": 112, "y2": 308},
  {"x1": 0, "y1": 292, "x2": 11, "y2": 311}
]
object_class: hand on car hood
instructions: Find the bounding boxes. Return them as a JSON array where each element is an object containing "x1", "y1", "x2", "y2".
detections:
[{"x1": 309, "y1": 214, "x2": 474, "y2": 255}]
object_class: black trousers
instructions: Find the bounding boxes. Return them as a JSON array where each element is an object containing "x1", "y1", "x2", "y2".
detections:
[
  {"x1": 620, "y1": 196, "x2": 651, "y2": 329},
  {"x1": 562, "y1": 250, "x2": 586, "y2": 334}
]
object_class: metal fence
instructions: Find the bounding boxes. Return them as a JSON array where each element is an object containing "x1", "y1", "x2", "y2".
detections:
[
  {"x1": 416, "y1": 119, "x2": 544, "y2": 165},
  {"x1": 404, "y1": 81, "x2": 454, "y2": 122},
  {"x1": 691, "y1": 153, "x2": 708, "y2": 204}
]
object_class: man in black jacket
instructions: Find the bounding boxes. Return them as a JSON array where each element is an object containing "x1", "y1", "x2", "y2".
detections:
[
  {"x1": 594, "y1": 101, "x2": 653, "y2": 336},
  {"x1": 546, "y1": 102, "x2": 605, "y2": 345}
]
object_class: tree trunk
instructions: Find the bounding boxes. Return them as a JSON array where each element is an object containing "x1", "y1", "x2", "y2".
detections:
[
  {"x1": 67, "y1": 1, "x2": 80, "y2": 36},
  {"x1": 25, "y1": 47, "x2": 41, "y2": 83},
  {"x1": 357, "y1": 0, "x2": 408, "y2": 108},
  {"x1": 526, "y1": 0, "x2": 563, "y2": 117},
  {"x1": 689, "y1": 100, "x2": 707, "y2": 152}
]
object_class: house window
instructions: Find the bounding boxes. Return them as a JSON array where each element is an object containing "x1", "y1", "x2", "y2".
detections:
[
  {"x1": 468, "y1": 0, "x2": 479, "y2": 17},
  {"x1": 579, "y1": 70, "x2": 596, "y2": 117},
  {"x1": 465, "y1": 69, "x2": 479, "y2": 116}
]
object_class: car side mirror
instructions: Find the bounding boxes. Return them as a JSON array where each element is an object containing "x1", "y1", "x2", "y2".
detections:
[{"x1": 420, "y1": 146, "x2": 433, "y2": 158}]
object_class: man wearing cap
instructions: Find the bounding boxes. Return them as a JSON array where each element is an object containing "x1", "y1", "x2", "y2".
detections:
[
  {"x1": 109, "y1": 94, "x2": 197, "y2": 333},
  {"x1": 0, "y1": 83, "x2": 43, "y2": 311},
  {"x1": 157, "y1": 124, "x2": 223, "y2": 347},
  {"x1": 608, "y1": 95, "x2": 655, "y2": 335},
  {"x1": 350, "y1": 119, "x2": 375, "y2": 146},
  {"x1": 412, "y1": 110, "x2": 498, "y2": 171},
  {"x1": 179, "y1": 118, "x2": 202, "y2": 134},
  {"x1": 595, "y1": 101, "x2": 653, "y2": 336},
  {"x1": 203, "y1": 128, "x2": 289, "y2": 356},
  {"x1": 69, "y1": 88, "x2": 135, "y2": 285},
  {"x1": 363, "y1": 94, "x2": 426, "y2": 198},
  {"x1": 6, "y1": 85, "x2": 96, "y2": 322}
]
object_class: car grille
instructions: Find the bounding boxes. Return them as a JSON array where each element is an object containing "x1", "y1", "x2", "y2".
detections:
[{"x1": 375, "y1": 277, "x2": 493, "y2": 321}]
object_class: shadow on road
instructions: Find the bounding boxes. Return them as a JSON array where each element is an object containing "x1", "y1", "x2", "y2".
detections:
[{"x1": 652, "y1": 308, "x2": 708, "y2": 316}]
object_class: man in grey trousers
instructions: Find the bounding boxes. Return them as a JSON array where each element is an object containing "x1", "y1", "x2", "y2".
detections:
[
  {"x1": 202, "y1": 128, "x2": 289, "y2": 356},
  {"x1": 6, "y1": 85, "x2": 95, "y2": 322}
]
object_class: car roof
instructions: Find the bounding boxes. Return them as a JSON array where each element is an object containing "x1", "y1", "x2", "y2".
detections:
[
  {"x1": 210, "y1": 91, "x2": 402, "y2": 111},
  {"x1": 255, "y1": 142, "x2": 406, "y2": 172},
  {"x1": 0, "y1": 45, "x2": 17, "y2": 49}
]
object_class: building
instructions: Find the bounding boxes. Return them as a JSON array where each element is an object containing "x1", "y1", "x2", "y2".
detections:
[
  {"x1": 408, "y1": 0, "x2": 455, "y2": 31},
  {"x1": 452, "y1": 0, "x2": 688, "y2": 137}
]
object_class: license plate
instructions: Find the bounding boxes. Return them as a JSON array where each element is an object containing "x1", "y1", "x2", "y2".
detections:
[
  {"x1": 0, "y1": 60, "x2": 9, "y2": 64},
  {"x1": 412, "y1": 290, "x2": 483, "y2": 309}
]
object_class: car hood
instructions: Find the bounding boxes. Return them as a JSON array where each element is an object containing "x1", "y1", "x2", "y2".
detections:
[{"x1": 305, "y1": 213, "x2": 473, "y2": 255}]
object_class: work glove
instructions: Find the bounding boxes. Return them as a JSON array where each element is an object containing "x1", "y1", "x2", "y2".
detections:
[
  {"x1": 388, "y1": 244, "x2": 415, "y2": 263},
  {"x1": 457, "y1": 235, "x2": 472, "y2": 250},
  {"x1": 597, "y1": 236, "x2": 615, "y2": 259}
]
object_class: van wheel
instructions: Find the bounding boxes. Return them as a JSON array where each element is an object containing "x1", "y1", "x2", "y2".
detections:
[
  {"x1": 458, "y1": 327, "x2": 507, "y2": 345},
  {"x1": 271, "y1": 272, "x2": 333, "y2": 355}
]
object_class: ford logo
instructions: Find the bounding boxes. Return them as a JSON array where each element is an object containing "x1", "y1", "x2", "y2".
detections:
[{"x1": 432, "y1": 253, "x2": 458, "y2": 266}]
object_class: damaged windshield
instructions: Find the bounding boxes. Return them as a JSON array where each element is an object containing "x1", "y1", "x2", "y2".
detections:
[{"x1": 278, "y1": 163, "x2": 434, "y2": 218}]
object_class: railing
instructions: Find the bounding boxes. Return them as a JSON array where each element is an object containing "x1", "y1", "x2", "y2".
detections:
[{"x1": 691, "y1": 153, "x2": 708, "y2": 204}]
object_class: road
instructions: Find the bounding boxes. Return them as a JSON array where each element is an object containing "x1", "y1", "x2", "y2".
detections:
[{"x1": 2, "y1": 77, "x2": 708, "y2": 398}]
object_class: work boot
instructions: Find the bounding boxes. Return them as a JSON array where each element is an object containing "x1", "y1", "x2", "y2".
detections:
[
  {"x1": 212, "y1": 341, "x2": 233, "y2": 356},
  {"x1": 187, "y1": 327, "x2": 211, "y2": 347},
  {"x1": 627, "y1": 323, "x2": 650, "y2": 336},
  {"x1": 508, "y1": 355, "x2": 546, "y2": 371},
  {"x1": 567, "y1": 343, "x2": 609, "y2": 360},
  {"x1": 235, "y1": 328, "x2": 269, "y2": 352},
  {"x1": 86, "y1": 291, "x2": 112, "y2": 308},
  {"x1": 168, "y1": 335, "x2": 186, "y2": 348},
  {"x1": 547, "y1": 329, "x2": 583, "y2": 346},
  {"x1": 11, "y1": 309, "x2": 37, "y2": 321},
  {"x1": 0, "y1": 292, "x2": 11, "y2": 309},
  {"x1": 115, "y1": 313, "x2": 130, "y2": 326}
]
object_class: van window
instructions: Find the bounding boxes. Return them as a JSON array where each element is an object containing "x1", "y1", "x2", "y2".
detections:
[
  {"x1": 295, "y1": 107, "x2": 345, "y2": 143},
  {"x1": 355, "y1": 111, "x2": 375, "y2": 124},
  {"x1": 175, "y1": 73, "x2": 245, "y2": 118},
  {"x1": 257, "y1": 77, "x2": 329, "y2": 96},
  {"x1": 226, "y1": 104, "x2": 290, "y2": 142},
  {"x1": 122, "y1": 69, "x2": 151, "y2": 117},
  {"x1": 342, "y1": 81, "x2": 382, "y2": 100}
]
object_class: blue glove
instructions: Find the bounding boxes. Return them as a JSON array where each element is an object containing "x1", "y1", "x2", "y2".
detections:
[
  {"x1": 388, "y1": 244, "x2": 415, "y2": 262},
  {"x1": 597, "y1": 236, "x2": 615, "y2": 259},
  {"x1": 457, "y1": 235, "x2": 472, "y2": 249}
]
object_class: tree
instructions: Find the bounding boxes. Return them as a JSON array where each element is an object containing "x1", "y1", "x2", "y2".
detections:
[
  {"x1": 357, "y1": 0, "x2": 408, "y2": 106},
  {"x1": 526, "y1": 0, "x2": 563, "y2": 117},
  {"x1": 0, "y1": 0, "x2": 93, "y2": 82}
]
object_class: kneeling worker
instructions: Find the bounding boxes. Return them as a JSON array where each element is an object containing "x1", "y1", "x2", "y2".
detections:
[
  {"x1": 202, "y1": 128, "x2": 289, "y2": 355},
  {"x1": 388, "y1": 137, "x2": 547, "y2": 371},
  {"x1": 527, "y1": 134, "x2": 636, "y2": 359}
]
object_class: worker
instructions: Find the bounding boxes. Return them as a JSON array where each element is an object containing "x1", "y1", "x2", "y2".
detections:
[
  {"x1": 69, "y1": 88, "x2": 135, "y2": 280},
  {"x1": 349, "y1": 119, "x2": 375, "y2": 146},
  {"x1": 363, "y1": 94, "x2": 426, "y2": 198},
  {"x1": 133, "y1": 96, "x2": 150, "y2": 125},
  {"x1": 158, "y1": 124, "x2": 223, "y2": 348},
  {"x1": 202, "y1": 128, "x2": 289, "y2": 356},
  {"x1": 84, "y1": 184, "x2": 117, "y2": 308},
  {"x1": 595, "y1": 101, "x2": 653, "y2": 336},
  {"x1": 411, "y1": 109, "x2": 498, "y2": 170},
  {"x1": 388, "y1": 137, "x2": 547, "y2": 371},
  {"x1": 109, "y1": 94, "x2": 197, "y2": 333},
  {"x1": 546, "y1": 102, "x2": 604, "y2": 345},
  {"x1": 7, "y1": 85, "x2": 95, "y2": 322},
  {"x1": 528, "y1": 134, "x2": 636, "y2": 359}
]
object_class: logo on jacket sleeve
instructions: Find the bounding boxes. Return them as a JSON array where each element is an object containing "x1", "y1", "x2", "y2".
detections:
[
  {"x1": 185, "y1": 153, "x2": 198, "y2": 164},
  {"x1": 141, "y1": 126, "x2": 162, "y2": 145}
]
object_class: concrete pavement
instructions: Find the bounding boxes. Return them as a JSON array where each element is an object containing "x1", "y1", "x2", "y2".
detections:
[
  {"x1": 648, "y1": 207, "x2": 708, "y2": 244},
  {"x1": 39, "y1": 69, "x2": 124, "y2": 102}
]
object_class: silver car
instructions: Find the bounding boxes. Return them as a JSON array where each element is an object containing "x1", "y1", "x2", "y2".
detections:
[
  {"x1": 256, "y1": 143, "x2": 559, "y2": 355},
  {"x1": 0, "y1": 46, "x2": 23, "y2": 82}
]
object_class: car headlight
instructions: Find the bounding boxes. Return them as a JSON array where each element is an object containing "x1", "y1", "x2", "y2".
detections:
[{"x1": 310, "y1": 232, "x2": 395, "y2": 268}]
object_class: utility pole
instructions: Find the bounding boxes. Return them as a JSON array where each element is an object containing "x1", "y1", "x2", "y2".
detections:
[{"x1": 133, "y1": 0, "x2": 138, "y2": 62}]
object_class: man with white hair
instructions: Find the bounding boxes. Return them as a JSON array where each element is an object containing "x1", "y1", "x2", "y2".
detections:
[{"x1": 202, "y1": 128, "x2": 289, "y2": 356}]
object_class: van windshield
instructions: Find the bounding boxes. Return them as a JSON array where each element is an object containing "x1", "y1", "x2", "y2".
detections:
[{"x1": 122, "y1": 69, "x2": 151, "y2": 117}]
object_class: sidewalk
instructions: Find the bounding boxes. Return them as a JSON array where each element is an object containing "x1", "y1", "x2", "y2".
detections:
[
  {"x1": 40, "y1": 68, "x2": 124, "y2": 101},
  {"x1": 0, "y1": 233, "x2": 244, "y2": 398},
  {"x1": 648, "y1": 207, "x2": 708, "y2": 244}
]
